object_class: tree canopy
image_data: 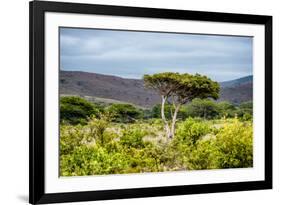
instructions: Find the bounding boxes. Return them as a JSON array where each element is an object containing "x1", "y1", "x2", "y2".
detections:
[
  {"x1": 186, "y1": 98, "x2": 220, "y2": 119},
  {"x1": 60, "y1": 96, "x2": 102, "y2": 124},
  {"x1": 106, "y1": 103, "x2": 141, "y2": 123},
  {"x1": 175, "y1": 73, "x2": 220, "y2": 103},
  {"x1": 143, "y1": 72, "x2": 220, "y2": 138},
  {"x1": 143, "y1": 72, "x2": 182, "y2": 97},
  {"x1": 144, "y1": 72, "x2": 220, "y2": 104}
]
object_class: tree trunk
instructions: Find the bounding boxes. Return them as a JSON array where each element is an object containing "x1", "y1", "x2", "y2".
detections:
[
  {"x1": 161, "y1": 96, "x2": 171, "y2": 138},
  {"x1": 170, "y1": 104, "x2": 181, "y2": 138}
]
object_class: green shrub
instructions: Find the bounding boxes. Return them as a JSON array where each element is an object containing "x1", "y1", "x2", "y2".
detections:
[
  {"x1": 186, "y1": 139, "x2": 218, "y2": 170},
  {"x1": 60, "y1": 96, "x2": 100, "y2": 125},
  {"x1": 120, "y1": 127, "x2": 147, "y2": 148},
  {"x1": 241, "y1": 113, "x2": 252, "y2": 121},
  {"x1": 175, "y1": 118, "x2": 210, "y2": 145},
  {"x1": 60, "y1": 145, "x2": 131, "y2": 176},
  {"x1": 106, "y1": 104, "x2": 141, "y2": 123},
  {"x1": 87, "y1": 114, "x2": 113, "y2": 146},
  {"x1": 185, "y1": 98, "x2": 220, "y2": 119},
  {"x1": 60, "y1": 124, "x2": 87, "y2": 155},
  {"x1": 217, "y1": 101, "x2": 237, "y2": 118},
  {"x1": 237, "y1": 101, "x2": 253, "y2": 119},
  {"x1": 214, "y1": 120, "x2": 253, "y2": 168},
  {"x1": 60, "y1": 114, "x2": 253, "y2": 176}
]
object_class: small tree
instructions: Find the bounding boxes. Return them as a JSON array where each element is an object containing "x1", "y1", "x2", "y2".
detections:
[
  {"x1": 186, "y1": 98, "x2": 220, "y2": 119},
  {"x1": 144, "y1": 72, "x2": 220, "y2": 138},
  {"x1": 217, "y1": 101, "x2": 236, "y2": 119},
  {"x1": 144, "y1": 72, "x2": 182, "y2": 138},
  {"x1": 60, "y1": 96, "x2": 101, "y2": 125},
  {"x1": 106, "y1": 104, "x2": 141, "y2": 123},
  {"x1": 237, "y1": 101, "x2": 253, "y2": 118}
]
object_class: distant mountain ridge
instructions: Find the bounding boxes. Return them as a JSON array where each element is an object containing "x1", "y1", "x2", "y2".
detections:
[
  {"x1": 60, "y1": 71, "x2": 252, "y2": 107},
  {"x1": 220, "y1": 75, "x2": 253, "y2": 88}
]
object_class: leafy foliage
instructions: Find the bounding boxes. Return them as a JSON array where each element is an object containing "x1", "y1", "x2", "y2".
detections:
[
  {"x1": 186, "y1": 98, "x2": 220, "y2": 119},
  {"x1": 143, "y1": 72, "x2": 220, "y2": 103},
  {"x1": 214, "y1": 120, "x2": 253, "y2": 168},
  {"x1": 175, "y1": 118, "x2": 210, "y2": 145},
  {"x1": 87, "y1": 113, "x2": 114, "y2": 146},
  {"x1": 217, "y1": 101, "x2": 237, "y2": 118},
  {"x1": 185, "y1": 139, "x2": 218, "y2": 170},
  {"x1": 173, "y1": 73, "x2": 220, "y2": 103},
  {"x1": 106, "y1": 103, "x2": 141, "y2": 123},
  {"x1": 120, "y1": 127, "x2": 147, "y2": 148},
  {"x1": 60, "y1": 113, "x2": 253, "y2": 176},
  {"x1": 237, "y1": 101, "x2": 253, "y2": 120},
  {"x1": 60, "y1": 96, "x2": 102, "y2": 124},
  {"x1": 143, "y1": 72, "x2": 182, "y2": 96}
]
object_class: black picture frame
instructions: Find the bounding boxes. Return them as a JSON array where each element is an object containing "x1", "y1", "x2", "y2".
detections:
[{"x1": 29, "y1": 1, "x2": 272, "y2": 204}]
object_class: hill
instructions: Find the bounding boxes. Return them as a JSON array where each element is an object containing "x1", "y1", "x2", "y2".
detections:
[
  {"x1": 220, "y1": 75, "x2": 253, "y2": 88},
  {"x1": 60, "y1": 71, "x2": 160, "y2": 107},
  {"x1": 60, "y1": 71, "x2": 252, "y2": 107}
]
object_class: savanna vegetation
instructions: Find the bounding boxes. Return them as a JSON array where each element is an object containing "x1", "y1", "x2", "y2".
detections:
[{"x1": 60, "y1": 73, "x2": 253, "y2": 176}]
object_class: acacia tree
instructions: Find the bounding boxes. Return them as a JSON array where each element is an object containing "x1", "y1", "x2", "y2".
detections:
[
  {"x1": 144, "y1": 72, "x2": 181, "y2": 138},
  {"x1": 144, "y1": 72, "x2": 220, "y2": 138}
]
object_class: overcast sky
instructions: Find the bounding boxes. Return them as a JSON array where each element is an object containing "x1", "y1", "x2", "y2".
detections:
[{"x1": 60, "y1": 27, "x2": 253, "y2": 82}]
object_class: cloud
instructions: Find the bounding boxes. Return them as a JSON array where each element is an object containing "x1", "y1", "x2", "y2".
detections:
[{"x1": 60, "y1": 28, "x2": 253, "y2": 81}]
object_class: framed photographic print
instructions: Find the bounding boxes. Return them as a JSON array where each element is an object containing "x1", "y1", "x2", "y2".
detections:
[{"x1": 29, "y1": 0, "x2": 272, "y2": 204}]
